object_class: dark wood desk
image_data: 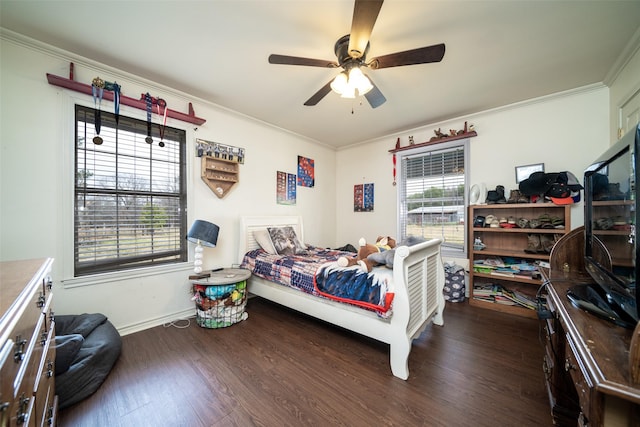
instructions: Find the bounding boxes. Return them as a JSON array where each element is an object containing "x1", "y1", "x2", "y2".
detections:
[{"x1": 542, "y1": 228, "x2": 640, "y2": 426}]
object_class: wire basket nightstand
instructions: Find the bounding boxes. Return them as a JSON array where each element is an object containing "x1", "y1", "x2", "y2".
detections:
[{"x1": 191, "y1": 268, "x2": 251, "y2": 328}]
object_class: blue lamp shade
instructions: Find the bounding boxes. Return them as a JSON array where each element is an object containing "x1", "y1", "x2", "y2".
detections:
[{"x1": 186, "y1": 220, "x2": 219, "y2": 248}]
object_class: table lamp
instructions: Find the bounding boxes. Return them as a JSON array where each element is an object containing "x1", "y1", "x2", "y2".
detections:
[{"x1": 186, "y1": 220, "x2": 219, "y2": 276}]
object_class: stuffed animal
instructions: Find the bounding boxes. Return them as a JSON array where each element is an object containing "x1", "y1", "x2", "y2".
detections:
[
  {"x1": 337, "y1": 236, "x2": 396, "y2": 272},
  {"x1": 367, "y1": 236, "x2": 428, "y2": 269}
]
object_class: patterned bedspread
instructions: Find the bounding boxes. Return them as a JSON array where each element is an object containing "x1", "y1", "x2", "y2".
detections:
[{"x1": 240, "y1": 246, "x2": 394, "y2": 315}]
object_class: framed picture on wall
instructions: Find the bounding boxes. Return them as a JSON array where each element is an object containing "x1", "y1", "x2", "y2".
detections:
[
  {"x1": 277, "y1": 171, "x2": 296, "y2": 205},
  {"x1": 297, "y1": 156, "x2": 315, "y2": 187},
  {"x1": 515, "y1": 163, "x2": 544, "y2": 184},
  {"x1": 354, "y1": 183, "x2": 374, "y2": 212}
]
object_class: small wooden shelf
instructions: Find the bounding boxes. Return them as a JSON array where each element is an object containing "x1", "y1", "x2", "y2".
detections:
[
  {"x1": 472, "y1": 271, "x2": 542, "y2": 286},
  {"x1": 46, "y1": 73, "x2": 206, "y2": 126},
  {"x1": 389, "y1": 131, "x2": 477, "y2": 153},
  {"x1": 473, "y1": 226, "x2": 566, "y2": 234},
  {"x1": 472, "y1": 248, "x2": 551, "y2": 260},
  {"x1": 201, "y1": 156, "x2": 239, "y2": 198}
]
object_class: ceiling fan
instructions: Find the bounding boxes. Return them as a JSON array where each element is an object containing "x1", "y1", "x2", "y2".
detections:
[{"x1": 268, "y1": 0, "x2": 445, "y2": 108}]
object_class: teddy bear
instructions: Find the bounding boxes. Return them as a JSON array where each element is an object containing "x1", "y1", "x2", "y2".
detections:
[
  {"x1": 366, "y1": 236, "x2": 428, "y2": 269},
  {"x1": 337, "y1": 236, "x2": 396, "y2": 272}
]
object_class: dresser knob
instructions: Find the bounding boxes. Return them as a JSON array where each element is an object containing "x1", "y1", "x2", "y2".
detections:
[
  {"x1": 16, "y1": 394, "x2": 30, "y2": 424},
  {"x1": 564, "y1": 358, "x2": 576, "y2": 372},
  {"x1": 46, "y1": 404, "x2": 55, "y2": 425},
  {"x1": 37, "y1": 293, "x2": 46, "y2": 308},
  {"x1": 0, "y1": 402, "x2": 9, "y2": 426},
  {"x1": 13, "y1": 337, "x2": 27, "y2": 363}
]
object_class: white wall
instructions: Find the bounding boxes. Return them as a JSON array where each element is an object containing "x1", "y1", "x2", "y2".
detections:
[
  {"x1": 0, "y1": 33, "x2": 337, "y2": 334},
  {"x1": 335, "y1": 86, "x2": 611, "y2": 263},
  {"x1": 609, "y1": 30, "x2": 640, "y2": 140}
]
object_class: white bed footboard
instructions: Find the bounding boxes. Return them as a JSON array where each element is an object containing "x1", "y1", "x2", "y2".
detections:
[{"x1": 238, "y1": 216, "x2": 445, "y2": 380}]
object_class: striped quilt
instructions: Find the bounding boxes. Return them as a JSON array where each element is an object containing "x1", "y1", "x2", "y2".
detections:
[{"x1": 240, "y1": 246, "x2": 394, "y2": 315}]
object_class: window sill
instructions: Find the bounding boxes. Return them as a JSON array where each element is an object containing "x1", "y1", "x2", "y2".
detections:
[
  {"x1": 441, "y1": 247, "x2": 466, "y2": 259},
  {"x1": 61, "y1": 262, "x2": 194, "y2": 289}
]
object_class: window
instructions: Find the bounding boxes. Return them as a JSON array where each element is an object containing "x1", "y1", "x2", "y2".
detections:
[
  {"x1": 398, "y1": 141, "x2": 467, "y2": 251},
  {"x1": 74, "y1": 105, "x2": 187, "y2": 276}
]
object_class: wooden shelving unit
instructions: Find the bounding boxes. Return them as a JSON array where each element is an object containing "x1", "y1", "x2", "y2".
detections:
[
  {"x1": 468, "y1": 203, "x2": 571, "y2": 319},
  {"x1": 200, "y1": 156, "x2": 239, "y2": 198}
]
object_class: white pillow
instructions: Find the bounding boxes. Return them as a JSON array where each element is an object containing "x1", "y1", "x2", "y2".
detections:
[
  {"x1": 254, "y1": 229, "x2": 277, "y2": 254},
  {"x1": 267, "y1": 226, "x2": 307, "y2": 255}
]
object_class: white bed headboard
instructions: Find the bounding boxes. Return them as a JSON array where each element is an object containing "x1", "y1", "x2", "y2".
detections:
[{"x1": 237, "y1": 216, "x2": 304, "y2": 263}]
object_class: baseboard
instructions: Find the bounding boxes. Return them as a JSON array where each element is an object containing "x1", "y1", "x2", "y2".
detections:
[{"x1": 117, "y1": 308, "x2": 196, "y2": 336}]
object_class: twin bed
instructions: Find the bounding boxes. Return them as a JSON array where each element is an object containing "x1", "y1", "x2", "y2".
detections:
[{"x1": 237, "y1": 216, "x2": 445, "y2": 380}]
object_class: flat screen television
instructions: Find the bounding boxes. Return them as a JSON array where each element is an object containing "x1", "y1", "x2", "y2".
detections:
[{"x1": 582, "y1": 122, "x2": 640, "y2": 329}]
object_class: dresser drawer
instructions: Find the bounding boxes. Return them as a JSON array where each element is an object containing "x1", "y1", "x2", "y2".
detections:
[
  {"x1": 9, "y1": 298, "x2": 47, "y2": 401},
  {"x1": 34, "y1": 323, "x2": 55, "y2": 426},
  {"x1": 1, "y1": 340, "x2": 13, "y2": 426},
  {"x1": 565, "y1": 333, "x2": 593, "y2": 421},
  {"x1": 11, "y1": 383, "x2": 36, "y2": 426}
]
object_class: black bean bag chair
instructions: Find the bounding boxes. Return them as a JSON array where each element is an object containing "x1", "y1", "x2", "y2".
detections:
[{"x1": 54, "y1": 313, "x2": 122, "y2": 409}]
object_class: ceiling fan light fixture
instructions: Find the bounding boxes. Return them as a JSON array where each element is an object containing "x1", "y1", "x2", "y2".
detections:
[
  {"x1": 348, "y1": 67, "x2": 373, "y2": 96},
  {"x1": 340, "y1": 85, "x2": 356, "y2": 99},
  {"x1": 330, "y1": 72, "x2": 349, "y2": 94},
  {"x1": 330, "y1": 66, "x2": 372, "y2": 98}
]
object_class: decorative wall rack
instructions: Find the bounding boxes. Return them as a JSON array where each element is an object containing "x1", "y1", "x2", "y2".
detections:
[
  {"x1": 46, "y1": 69, "x2": 206, "y2": 126},
  {"x1": 389, "y1": 131, "x2": 477, "y2": 153}
]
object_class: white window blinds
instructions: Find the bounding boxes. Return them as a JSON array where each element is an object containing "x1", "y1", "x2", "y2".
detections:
[
  {"x1": 399, "y1": 144, "x2": 466, "y2": 249},
  {"x1": 74, "y1": 105, "x2": 187, "y2": 276}
]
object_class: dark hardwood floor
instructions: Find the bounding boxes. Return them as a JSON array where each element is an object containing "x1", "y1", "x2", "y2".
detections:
[{"x1": 58, "y1": 298, "x2": 553, "y2": 426}]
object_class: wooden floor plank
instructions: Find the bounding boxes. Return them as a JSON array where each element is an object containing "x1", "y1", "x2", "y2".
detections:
[{"x1": 58, "y1": 298, "x2": 553, "y2": 426}]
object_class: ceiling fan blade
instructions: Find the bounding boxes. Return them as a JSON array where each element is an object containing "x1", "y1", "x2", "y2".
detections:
[
  {"x1": 363, "y1": 75, "x2": 386, "y2": 108},
  {"x1": 269, "y1": 54, "x2": 338, "y2": 68},
  {"x1": 368, "y1": 43, "x2": 446, "y2": 69},
  {"x1": 304, "y1": 80, "x2": 334, "y2": 106},
  {"x1": 348, "y1": 0, "x2": 384, "y2": 59}
]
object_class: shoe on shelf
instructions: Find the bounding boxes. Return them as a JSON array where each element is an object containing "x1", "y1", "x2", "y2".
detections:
[
  {"x1": 538, "y1": 213, "x2": 552, "y2": 224},
  {"x1": 496, "y1": 185, "x2": 507, "y2": 204},
  {"x1": 525, "y1": 234, "x2": 543, "y2": 253},
  {"x1": 507, "y1": 189, "x2": 528, "y2": 203},
  {"x1": 507, "y1": 190, "x2": 518, "y2": 203},
  {"x1": 551, "y1": 216, "x2": 564, "y2": 228},
  {"x1": 540, "y1": 234, "x2": 556, "y2": 254}
]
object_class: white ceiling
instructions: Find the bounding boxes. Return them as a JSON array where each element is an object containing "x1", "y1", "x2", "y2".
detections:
[{"x1": 2, "y1": 1, "x2": 640, "y2": 148}]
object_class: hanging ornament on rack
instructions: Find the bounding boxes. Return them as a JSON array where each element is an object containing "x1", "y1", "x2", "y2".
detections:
[
  {"x1": 392, "y1": 137, "x2": 399, "y2": 186},
  {"x1": 104, "y1": 80, "x2": 121, "y2": 125},
  {"x1": 91, "y1": 77, "x2": 105, "y2": 145},
  {"x1": 156, "y1": 98, "x2": 167, "y2": 147},
  {"x1": 144, "y1": 93, "x2": 153, "y2": 144}
]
